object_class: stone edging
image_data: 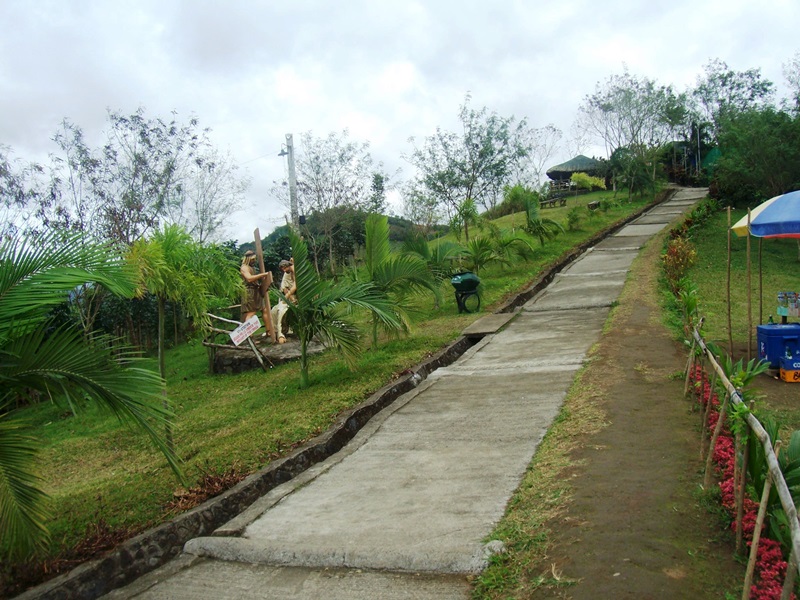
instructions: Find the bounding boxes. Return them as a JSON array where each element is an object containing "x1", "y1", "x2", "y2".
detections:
[{"x1": 17, "y1": 188, "x2": 677, "y2": 600}]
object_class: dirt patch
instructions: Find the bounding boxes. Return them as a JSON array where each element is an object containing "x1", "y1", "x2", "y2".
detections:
[{"x1": 528, "y1": 235, "x2": 745, "y2": 598}]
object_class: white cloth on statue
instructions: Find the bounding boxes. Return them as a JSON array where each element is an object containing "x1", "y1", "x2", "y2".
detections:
[{"x1": 271, "y1": 300, "x2": 289, "y2": 340}]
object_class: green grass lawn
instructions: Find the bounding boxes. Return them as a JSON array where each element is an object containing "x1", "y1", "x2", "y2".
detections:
[
  {"x1": 686, "y1": 207, "x2": 800, "y2": 347},
  {"x1": 16, "y1": 190, "x2": 657, "y2": 566},
  {"x1": 683, "y1": 206, "x2": 800, "y2": 436}
]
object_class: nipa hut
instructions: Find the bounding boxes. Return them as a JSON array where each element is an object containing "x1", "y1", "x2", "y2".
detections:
[{"x1": 545, "y1": 155, "x2": 604, "y2": 181}]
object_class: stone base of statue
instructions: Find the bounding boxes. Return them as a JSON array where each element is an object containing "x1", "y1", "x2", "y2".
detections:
[{"x1": 210, "y1": 335, "x2": 324, "y2": 375}]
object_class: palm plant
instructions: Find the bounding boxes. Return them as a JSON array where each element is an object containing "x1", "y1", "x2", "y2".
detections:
[
  {"x1": 491, "y1": 232, "x2": 536, "y2": 265},
  {"x1": 0, "y1": 232, "x2": 179, "y2": 560},
  {"x1": 282, "y1": 230, "x2": 402, "y2": 388},
  {"x1": 461, "y1": 236, "x2": 509, "y2": 274},
  {"x1": 746, "y1": 418, "x2": 800, "y2": 549},
  {"x1": 523, "y1": 196, "x2": 564, "y2": 246},
  {"x1": 401, "y1": 233, "x2": 464, "y2": 284},
  {"x1": 505, "y1": 184, "x2": 564, "y2": 246},
  {"x1": 128, "y1": 224, "x2": 241, "y2": 451},
  {"x1": 362, "y1": 214, "x2": 441, "y2": 346}
]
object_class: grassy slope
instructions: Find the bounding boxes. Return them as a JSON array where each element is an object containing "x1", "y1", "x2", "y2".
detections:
[
  {"x1": 685, "y1": 206, "x2": 800, "y2": 438},
  {"x1": 684, "y1": 208, "x2": 800, "y2": 346},
  {"x1": 20, "y1": 189, "x2": 650, "y2": 561}
]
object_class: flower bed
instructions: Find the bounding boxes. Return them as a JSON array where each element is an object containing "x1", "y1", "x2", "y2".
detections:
[{"x1": 692, "y1": 364, "x2": 795, "y2": 599}]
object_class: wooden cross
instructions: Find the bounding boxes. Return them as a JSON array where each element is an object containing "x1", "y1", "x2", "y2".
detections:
[{"x1": 254, "y1": 228, "x2": 277, "y2": 342}]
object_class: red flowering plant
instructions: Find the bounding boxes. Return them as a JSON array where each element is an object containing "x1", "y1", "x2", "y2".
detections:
[{"x1": 691, "y1": 363, "x2": 798, "y2": 600}]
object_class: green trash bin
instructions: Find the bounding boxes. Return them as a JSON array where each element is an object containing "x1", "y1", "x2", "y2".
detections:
[{"x1": 451, "y1": 272, "x2": 480, "y2": 313}]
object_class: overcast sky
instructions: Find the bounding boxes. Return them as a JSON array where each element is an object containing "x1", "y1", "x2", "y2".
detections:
[{"x1": 1, "y1": 0, "x2": 798, "y2": 245}]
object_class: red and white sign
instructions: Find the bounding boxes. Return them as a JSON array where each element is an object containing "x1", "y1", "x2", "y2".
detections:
[{"x1": 230, "y1": 315, "x2": 261, "y2": 346}]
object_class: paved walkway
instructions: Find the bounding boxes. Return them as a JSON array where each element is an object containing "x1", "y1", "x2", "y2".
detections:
[{"x1": 105, "y1": 189, "x2": 705, "y2": 600}]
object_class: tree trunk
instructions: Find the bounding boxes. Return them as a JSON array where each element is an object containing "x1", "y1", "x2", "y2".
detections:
[
  {"x1": 173, "y1": 303, "x2": 179, "y2": 347},
  {"x1": 328, "y1": 236, "x2": 336, "y2": 275},
  {"x1": 299, "y1": 338, "x2": 310, "y2": 389},
  {"x1": 158, "y1": 296, "x2": 174, "y2": 454}
]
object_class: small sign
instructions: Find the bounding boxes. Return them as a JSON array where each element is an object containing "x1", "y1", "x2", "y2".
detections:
[{"x1": 230, "y1": 315, "x2": 261, "y2": 346}]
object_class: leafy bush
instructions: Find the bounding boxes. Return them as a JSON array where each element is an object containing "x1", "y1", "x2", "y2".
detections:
[
  {"x1": 570, "y1": 172, "x2": 606, "y2": 191},
  {"x1": 662, "y1": 237, "x2": 698, "y2": 294},
  {"x1": 566, "y1": 206, "x2": 582, "y2": 231}
]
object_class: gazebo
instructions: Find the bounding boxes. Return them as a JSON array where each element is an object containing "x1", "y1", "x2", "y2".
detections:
[{"x1": 546, "y1": 155, "x2": 604, "y2": 181}]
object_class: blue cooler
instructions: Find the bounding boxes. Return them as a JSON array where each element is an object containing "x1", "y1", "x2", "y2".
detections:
[{"x1": 757, "y1": 324, "x2": 800, "y2": 368}]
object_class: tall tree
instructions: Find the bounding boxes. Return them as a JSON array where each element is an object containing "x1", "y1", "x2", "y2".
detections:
[
  {"x1": 508, "y1": 123, "x2": 562, "y2": 190},
  {"x1": 578, "y1": 70, "x2": 682, "y2": 195},
  {"x1": 42, "y1": 114, "x2": 249, "y2": 246},
  {"x1": 714, "y1": 107, "x2": 800, "y2": 205},
  {"x1": 163, "y1": 147, "x2": 250, "y2": 243},
  {"x1": 366, "y1": 172, "x2": 391, "y2": 214},
  {"x1": 95, "y1": 108, "x2": 205, "y2": 246},
  {"x1": 292, "y1": 130, "x2": 381, "y2": 274},
  {"x1": 402, "y1": 182, "x2": 444, "y2": 238},
  {"x1": 783, "y1": 51, "x2": 800, "y2": 112},
  {"x1": 692, "y1": 58, "x2": 775, "y2": 144},
  {"x1": 0, "y1": 145, "x2": 43, "y2": 240},
  {"x1": 0, "y1": 231, "x2": 180, "y2": 560},
  {"x1": 405, "y1": 95, "x2": 529, "y2": 233}
]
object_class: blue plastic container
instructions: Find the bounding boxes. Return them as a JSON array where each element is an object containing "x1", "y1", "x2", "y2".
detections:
[{"x1": 757, "y1": 324, "x2": 800, "y2": 368}]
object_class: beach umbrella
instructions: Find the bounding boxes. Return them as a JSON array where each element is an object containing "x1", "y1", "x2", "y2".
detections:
[
  {"x1": 731, "y1": 190, "x2": 800, "y2": 238},
  {"x1": 729, "y1": 191, "x2": 800, "y2": 347}
]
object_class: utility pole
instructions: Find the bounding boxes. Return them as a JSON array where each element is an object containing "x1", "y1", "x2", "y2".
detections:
[{"x1": 285, "y1": 133, "x2": 299, "y2": 231}]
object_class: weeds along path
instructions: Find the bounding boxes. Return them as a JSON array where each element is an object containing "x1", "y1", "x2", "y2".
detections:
[{"x1": 516, "y1": 219, "x2": 743, "y2": 598}]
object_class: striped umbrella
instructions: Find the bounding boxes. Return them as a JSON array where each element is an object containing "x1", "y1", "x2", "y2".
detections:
[{"x1": 731, "y1": 190, "x2": 800, "y2": 238}]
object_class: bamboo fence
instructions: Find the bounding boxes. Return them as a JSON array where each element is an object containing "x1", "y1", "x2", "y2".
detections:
[{"x1": 692, "y1": 327, "x2": 800, "y2": 596}]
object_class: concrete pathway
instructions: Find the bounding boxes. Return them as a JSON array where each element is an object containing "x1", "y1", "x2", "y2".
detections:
[{"x1": 105, "y1": 189, "x2": 705, "y2": 600}]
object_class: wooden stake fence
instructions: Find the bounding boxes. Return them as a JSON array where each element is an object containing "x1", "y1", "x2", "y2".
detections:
[{"x1": 692, "y1": 327, "x2": 800, "y2": 589}]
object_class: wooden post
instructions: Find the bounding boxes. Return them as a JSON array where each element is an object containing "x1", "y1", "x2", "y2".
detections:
[
  {"x1": 727, "y1": 207, "x2": 733, "y2": 355},
  {"x1": 701, "y1": 369, "x2": 718, "y2": 459},
  {"x1": 735, "y1": 430, "x2": 749, "y2": 555},
  {"x1": 684, "y1": 339, "x2": 696, "y2": 397},
  {"x1": 734, "y1": 424, "x2": 740, "y2": 538},
  {"x1": 742, "y1": 442, "x2": 781, "y2": 600},
  {"x1": 254, "y1": 228, "x2": 276, "y2": 342},
  {"x1": 758, "y1": 238, "x2": 763, "y2": 326},
  {"x1": 736, "y1": 400, "x2": 755, "y2": 555},
  {"x1": 781, "y1": 548, "x2": 796, "y2": 600},
  {"x1": 704, "y1": 392, "x2": 730, "y2": 489},
  {"x1": 747, "y1": 209, "x2": 752, "y2": 361}
]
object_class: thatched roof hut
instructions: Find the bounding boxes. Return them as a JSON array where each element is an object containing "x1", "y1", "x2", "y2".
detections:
[{"x1": 546, "y1": 155, "x2": 604, "y2": 181}]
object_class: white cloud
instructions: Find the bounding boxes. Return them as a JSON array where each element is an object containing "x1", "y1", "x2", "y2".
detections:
[{"x1": 1, "y1": 0, "x2": 799, "y2": 244}]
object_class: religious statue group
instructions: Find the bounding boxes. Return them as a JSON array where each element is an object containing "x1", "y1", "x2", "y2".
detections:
[{"x1": 240, "y1": 251, "x2": 296, "y2": 344}]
